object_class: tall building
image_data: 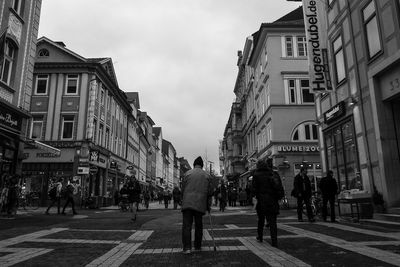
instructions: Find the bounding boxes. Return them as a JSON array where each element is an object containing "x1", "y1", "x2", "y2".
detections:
[
  {"x1": 0, "y1": 0, "x2": 42, "y2": 185},
  {"x1": 22, "y1": 37, "x2": 133, "y2": 205},
  {"x1": 223, "y1": 7, "x2": 320, "y2": 198},
  {"x1": 313, "y1": 0, "x2": 400, "y2": 208}
]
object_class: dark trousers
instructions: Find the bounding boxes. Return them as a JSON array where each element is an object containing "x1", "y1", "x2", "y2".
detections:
[
  {"x1": 322, "y1": 196, "x2": 336, "y2": 221},
  {"x1": 182, "y1": 209, "x2": 203, "y2": 250},
  {"x1": 62, "y1": 196, "x2": 76, "y2": 214},
  {"x1": 257, "y1": 211, "x2": 277, "y2": 246},
  {"x1": 297, "y1": 196, "x2": 313, "y2": 220},
  {"x1": 46, "y1": 197, "x2": 61, "y2": 214}
]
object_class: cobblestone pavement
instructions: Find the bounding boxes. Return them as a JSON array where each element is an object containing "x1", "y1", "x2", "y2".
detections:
[{"x1": 1, "y1": 202, "x2": 400, "y2": 266}]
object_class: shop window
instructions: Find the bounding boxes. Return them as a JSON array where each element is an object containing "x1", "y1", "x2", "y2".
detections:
[
  {"x1": 333, "y1": 35, "x2": 346, "y2": 84},
  {"x1": 362, "y1": 1, "x2": 382, "y2": 59},
  {"x1": 65, "y1": 74, "x2": 79, "y2": 95},
  {"x1": 31, "y1": 118, "x2": 43, "y2": 139},
  {"x1": 61, "y1": 115, "x2": 74, "y2": 140},
  {"x1": 0, "y1": 40, "x2": 16, "y2": 85},
  {"x1": 300, "y1": 79, "x2": 314, "y2": 103},
  {"x1": 35, "y1": 74, "x2": 49, "y2": 95},
  {"x1": 99, "y1": 123, "x2": 104, "y2": 146},
  {"x1": 324, "y1": 120, "x2": 360, "y2": 191}
]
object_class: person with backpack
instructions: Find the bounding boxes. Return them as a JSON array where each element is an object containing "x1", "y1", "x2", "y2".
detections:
[
  {"x1": 61, "y1": 179, "x2": 77, "y2": 215},
  {"x1": 45, "y1": 178, "x2": 63, "y2": 215},
  {"x1": 252, "y1": 158, "x2": 284, "y2": 247}
]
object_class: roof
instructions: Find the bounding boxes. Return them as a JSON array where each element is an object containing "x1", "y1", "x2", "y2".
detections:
[
  {"x1": 125, "y1": 92, "x2": 140, "y2": 109},
  {"x1": 274, "y1": 6, "x2": 303, "y2": 23},
  {"x1": 153, "y1": 127, "x2": 162, "y2": 137}
]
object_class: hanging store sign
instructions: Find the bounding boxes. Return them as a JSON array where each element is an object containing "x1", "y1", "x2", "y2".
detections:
[
  {"x1": 302, "y1": 0, "x2": 333, "y2": 93},
  {"x1": 85, "y1": 79, "x2": 97, "y2": 140},
  {"x1": 324, "y1": 101, "x2": 345, "y2": 124},
  {"x1": 277, "y1": 145, "x2": 320, "y2": 152}
]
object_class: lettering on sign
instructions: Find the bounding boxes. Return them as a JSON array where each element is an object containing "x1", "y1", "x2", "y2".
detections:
[
  {"x1": 37, "y1": 153, "x2": 60, "y2": 158},
  {"x1": 277, "y1": 145, "x2": 320, "y2": 152},
  {"x1": 90, "y1": 151, "x2": 99, "y2": 162},
  {"x1": 324, "y1": 101, "x2": 345, "y2": 124}
]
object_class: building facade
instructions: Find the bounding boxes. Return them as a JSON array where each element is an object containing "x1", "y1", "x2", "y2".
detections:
[
  {"x1": 0, "y1": 0, "x2": 42, "y2": 186},
  {"x1": 313, "y1": 0, "x2": 400, "y2": 208},
  {"x1": 22, "y1": 37, "x2": 133, "y2": 206}
]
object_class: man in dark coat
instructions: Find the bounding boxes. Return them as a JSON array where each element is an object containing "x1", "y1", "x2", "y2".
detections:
[
  {"x1": 61, "y1": 180, "x2": 77, "y2": 215},
  {"x1": 172, "y1": 186, "x2": 181, "y2": 210},
  {"x1": 319, "y1": 170, "x2": 338, "y2": 222},
  {"x1": 181, "y1": 156, "x2": 212, "y2": 254},
  {"x1": 252, "y1": 158, "x2": 284, "y2": 247},
  {"x1": 127, "y1": 175, "x2": 141, "y2": 221},
  {"x1": 293, "y1": 167, "x2": 314, "y2": 222}
]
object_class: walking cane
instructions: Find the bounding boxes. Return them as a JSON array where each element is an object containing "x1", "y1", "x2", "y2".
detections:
[{"x1": 208, "y1": 211, "x2": 217, "y2": 251}]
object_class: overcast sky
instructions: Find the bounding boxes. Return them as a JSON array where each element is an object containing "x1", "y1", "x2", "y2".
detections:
[{"x1": 38, "y1": 0, "x2": 301, "y2": 174}]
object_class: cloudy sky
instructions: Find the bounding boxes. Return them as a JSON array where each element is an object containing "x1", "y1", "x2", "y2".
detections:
[{"x1": 38, "y1": 0, "x2": 301, "y2": 174}]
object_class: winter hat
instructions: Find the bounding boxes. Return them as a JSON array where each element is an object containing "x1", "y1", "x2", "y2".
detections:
[{"x1": 193, "y1": 156, "x2": 204, "y2": 167}]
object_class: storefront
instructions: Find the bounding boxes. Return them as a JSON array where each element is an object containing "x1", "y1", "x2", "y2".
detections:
[{"x1": 0, "y1": 99, "x2": 30, "y2": 187}]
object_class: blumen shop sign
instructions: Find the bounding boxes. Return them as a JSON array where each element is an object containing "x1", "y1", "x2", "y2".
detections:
[
  {"x1": 277, "y1": 145, "x2": 320, "y2": 152},
  {"x1": 0, "y1": 105, "x2": 21, "y2": 131}
]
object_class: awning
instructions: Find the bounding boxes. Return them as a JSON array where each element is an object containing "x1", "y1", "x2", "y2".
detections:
[{"x1": 25, "y1": 140, "x2": 61, "y2": 156}]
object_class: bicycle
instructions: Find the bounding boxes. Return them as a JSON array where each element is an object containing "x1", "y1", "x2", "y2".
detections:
[
  {"x1": 302, "y1": 192, "x2": 322, "y2": 218},
  {"x1": 280, "y1": 195, "x2": 290, "y2": 209},
  {"x1": 18, "y1": 192, "x2": 40, "y2": 210}
]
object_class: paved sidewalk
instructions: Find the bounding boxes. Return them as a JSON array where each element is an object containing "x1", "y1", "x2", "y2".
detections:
[{"x1": 1, "y1": 205, "x2": 400, "y2": 266}]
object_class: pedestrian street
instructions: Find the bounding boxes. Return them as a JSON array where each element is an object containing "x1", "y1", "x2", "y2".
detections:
[{"x1": 1, "y1": 206, "x2": 400, "y2": 266}]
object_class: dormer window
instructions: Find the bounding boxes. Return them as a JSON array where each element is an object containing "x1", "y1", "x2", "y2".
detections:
[{"x1": 38, "y1": 49, "x2": 49, "y2": 57}]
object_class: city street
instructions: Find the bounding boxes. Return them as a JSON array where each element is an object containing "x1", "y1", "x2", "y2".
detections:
[{"x1": 1, "y1": 203, "x2": 400, "y2": 266}]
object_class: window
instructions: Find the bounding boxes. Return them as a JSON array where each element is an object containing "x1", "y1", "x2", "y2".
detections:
[
  {"x1": 12, "y1": 0, "x2": 22, "y2": 15},
  {"x1": 291, "y1": 122, "x2": 318, "y2": 141},
  {"x1": 333, "y1": 36, "x2": 346, "y2": 83},
  {"x1": 0, "y1": 41, "x2": 15, "y2": 85},
  {"x1": 264, "y1": 48, "x2": 268, "y2": 66},
  {"x1": 105, "y1": 128, "x2": 110, "y2": 149},
  {"x1": 297, "y1": 36, "x2": 307, "y2": 57},
  {"x1": 62, "y1": 116, "x2": 74, "y2": 140},
  {"x1": 38, "y1": 49, "x2": 49, "y2": 57},
  {"x1": 100, "y1": 89, "x2": 105, "y2": 105},
  {"x1": 285, "y1": 36, "x2": 293, "y2": 57},
  {"x1": 288, "y1": 79, "x2": 296, "y2": 104},
  {"x1": 31, "y1": 118, "x2": 43, "y2": 139},
  {"x1": 65, "y1": 74, "x2": 79, "y2": 95},
  {"x1": 35, "y1": 74, "x2": 49, "y2": 95},
  {"x1": 300, "y1": 79, "x2": 314, "y2": 103},
  {"x1": 362, "y1": 1, "x2": 382, "y2": 59},
  {"x1": 99, "y1": 124, "x2": 104, "y2": 146}
]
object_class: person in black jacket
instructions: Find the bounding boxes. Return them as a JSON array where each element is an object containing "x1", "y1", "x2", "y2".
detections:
[
  {"x1": 293, "y1": 167, "x2": 314, "y2": 222},
  {"x1": 252, "y1": 158, "x2": 284, "y2": 247},
  {"x1": 319, "y1": 170, "x2": 338, "y2": 222}
]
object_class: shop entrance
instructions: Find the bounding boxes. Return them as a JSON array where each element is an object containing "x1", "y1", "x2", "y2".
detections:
[{"x1": 389, "y1": 99, "x2": 400, "y2": 167}]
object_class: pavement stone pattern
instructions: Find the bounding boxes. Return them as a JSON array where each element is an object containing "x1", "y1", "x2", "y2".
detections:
[{"x1": 2, "y1": 204, "x2": 400, "y2": 266}]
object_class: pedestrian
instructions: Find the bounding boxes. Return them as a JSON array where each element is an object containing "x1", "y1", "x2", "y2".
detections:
[
  {"x1": 163, "y1": 189, "x2": 170, "y2": 209},
  {"x1": 6, "y1": 176, "x2": 19, "y2": 218},
  {"x1": 0, "y1": 179, "x2": 9, "y2": 215},
  {"x1": 114, "y1": 189, "x2": 119, "y2": 206},
  {"x1": 252, "y1": 159, "x2": 284, "y2": 247},
  {"x1": 228, "y1": 188, "x2": 233, "y2": 207},
  {"x1": 238, "y1": 188, "x2": 247, "y2": 206},
  {"x1": 213, "y1": 189, "x2": 219, "y2": 207},
  {"x1": 319, "y1": 170, "x2": 338, "y2": 222},
  {"x1": 127, "y1": 175, "x2": 141, "y2": 221},
  {"x1": 231, "y1": 188, "x2": 237, "y2": 207},
  {"x1": 158, "y1": 191, "x2": 163, "y2": 204},
  {"x1": 217, "y1": 182, "x2": 227, "y2": 212},
  {"x1": 61, "y1": 179, "x2": 77, "y2": 215},
  {"x1": 181, "y1": 156, "x2": 212, "y2": 254},
  {"x1": 143, "y1": 189, "x2": 150, "y2": 210},
  {"x1": 292, "y1": 167, "x2": 315, "y2": 222},
  {"x1": 172, "y1": 186, "x2": 181, "y2": 210},
  {"x1": 45, "y1": 178, "x2": 63, "y2": 215}
]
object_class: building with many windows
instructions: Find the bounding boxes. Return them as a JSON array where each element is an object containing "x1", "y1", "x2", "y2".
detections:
[
  {"x1": 313, "y1": 0, "x2": 400, "y2": 208},
  {"x1": 0, "y1": 0, "x2": 42, "y2": 186},
  {"x1": 222, "y1": 7, "x2": 320, "y2": 200},
  {"x1": 22, "y1": 37, "x2": 133, "y2": 205}
]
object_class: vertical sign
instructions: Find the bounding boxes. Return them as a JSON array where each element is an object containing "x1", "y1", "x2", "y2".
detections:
[
  {"x1": 302, "y1": 0, "x2": 333, "y2": 93},
  {"x1": 86, "y1": 79, "x2": 97, "y2": 140}
]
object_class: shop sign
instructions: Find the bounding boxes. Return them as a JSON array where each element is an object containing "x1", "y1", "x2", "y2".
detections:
[
  {"x1": 36, "y1": 152, "x2": 61, "y2": 158},
  {"x1": 0, "y1": 105, "x2": 21, "y2": 131},
  {"x1": 77, "y1": 167, "x2": 89, "y2": 175},
  {"x1": 277, "y1": 145, "x2": 320, "y2": 152},
  {"x1": 302, "y1": 0, "x2": 332, "y2": 93},
  {"x1": 90, "y1": 151, "x2": 99, "y2": 162},
  {"x1": 89, "y1": 166, "x2": 98, "y2": 175},
  {"x1": 324, "y1": 101, "x2": 345, "y2": 124}
]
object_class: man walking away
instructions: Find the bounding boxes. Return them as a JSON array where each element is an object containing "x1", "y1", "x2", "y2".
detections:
[
  {"x1": 61, "y1": 179, "x2": 77, "y2": 215},
  {"x1": 46, "y1": 178, "x2": 63, "y2": 215},
  {"x1": 293, "y1": 167, "x2": 314, "y2": 222},
  {"x1": 172, "y1": 186, "x2": 181, "y2": 210},
  {"x1": 319, "y1": 170, "x2": 338, "y2": 222},
  {"x1": 252, "y1": 159, "x2": 284, "y2": 247},
  {"x1": 181, "y1": 156, "x2": 212, "y2": 254},
  {"x1": 127, "y1": 175, "x2": 141, "y2": 221}
]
